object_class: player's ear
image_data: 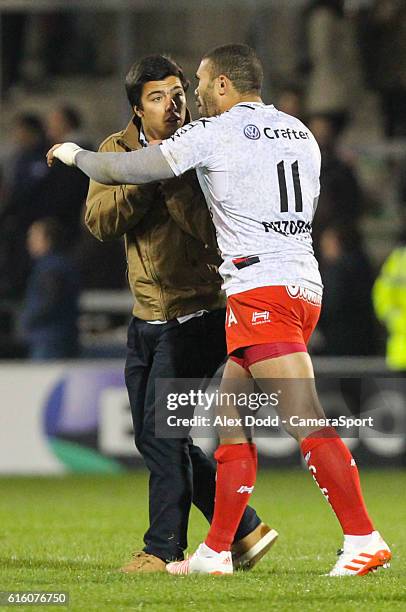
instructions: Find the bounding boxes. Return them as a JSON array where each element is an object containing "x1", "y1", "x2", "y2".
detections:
[
  {"x1": 217, "y1": 75, "x2": 227, "y2": 96},
  {"x1": 133, "y1": 105, "x2": 144, "y2": 119}
]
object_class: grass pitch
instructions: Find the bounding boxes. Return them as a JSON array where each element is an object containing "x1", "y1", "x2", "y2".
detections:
[{"x1": 0, "y1": 470, "x2": 405, "y2": 611}]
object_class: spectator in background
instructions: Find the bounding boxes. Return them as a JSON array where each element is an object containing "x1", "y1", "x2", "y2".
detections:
[
  {"x1": 247, "y1": 3, "x2": 307, "y2": 101},
  {"x1": 318, "y1": 225, "x2": 377, "y2": 356},
  {"x1": 304, "y1": 0, "x2": 361, "y2": 131},
  {"x1": 356, "y1": 0, "x2": 406, "y2": 139},
  {"x1": 372, "y1": 228, "x2": 406, "y2": 371},
  {"x1": 0, "y1": 113, "x2": 49, "y2": 297},
  {"x1": 309, "y1": 113, "x2": 364, "y2": 253},
  {"x1": 7, "y1": 113, "x2": 49, "y2": 204},
  {"x1": 0, "y1": 108, "x2": 89, "y2": 299},
  {"x1": 20, "y1": 218, "x2": 80, "y2": 360},
  {"x1": 46, "y1": 105, "x2": 91, "y2": 147},
  {"x1": 1, "y1": 13, "x2": 95, "y2": 97},
  {"x1": 0, "y1": 14, "x2": 27, "y2": 98},
  {"x1": 38, "y1": 105, "x2": 91, "y2": 243}
]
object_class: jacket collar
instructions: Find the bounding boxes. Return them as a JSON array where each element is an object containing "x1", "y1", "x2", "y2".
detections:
[
  {"x1": 117, "y1": 108, "x2": 192, "y2": 151},
  {"x1": 117, "y1": 117, "x2": 142, "y2": 151}
]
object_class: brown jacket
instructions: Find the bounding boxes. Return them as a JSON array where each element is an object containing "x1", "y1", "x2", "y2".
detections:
[{"x1": 85, "y1": 116, "x2": 225, "y2": 320}]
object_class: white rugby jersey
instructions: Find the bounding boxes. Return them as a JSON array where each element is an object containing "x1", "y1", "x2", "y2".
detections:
[{"x1": 160, "y1": 102, "x2": 323, "y2": 297}]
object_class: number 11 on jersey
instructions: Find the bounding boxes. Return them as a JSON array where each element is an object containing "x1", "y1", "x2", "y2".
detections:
[{"x1": 277, "y1": 160, "x2": 303, "y2": 213}]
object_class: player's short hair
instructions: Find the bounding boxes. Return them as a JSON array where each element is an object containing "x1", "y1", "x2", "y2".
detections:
[
  {"x1": 125, "y1": 55, "x2": 189, "y2": 109},
  {"x1": 202, "y1": 44, "x2": 263, "y2": 94}
]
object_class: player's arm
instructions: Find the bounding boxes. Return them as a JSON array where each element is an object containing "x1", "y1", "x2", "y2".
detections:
[
  {"x1": 85, "y1": 138, "x2": 162, "y2": 241},
  {"x1": 47, "y1": 118, "x2": 217, "y2": 185},
  {"x1": 47, "y1": 143, "x2": 174, "y2": 185}
]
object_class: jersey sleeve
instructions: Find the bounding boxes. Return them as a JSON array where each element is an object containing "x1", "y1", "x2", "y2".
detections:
[{"x1": 160, "y1": 117, "x2": 218, "y2": 176}]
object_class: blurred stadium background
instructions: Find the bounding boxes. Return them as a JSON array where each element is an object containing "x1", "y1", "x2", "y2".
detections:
[{"x1": 1, "y1": 2, "x2": 406, "y2": 610}]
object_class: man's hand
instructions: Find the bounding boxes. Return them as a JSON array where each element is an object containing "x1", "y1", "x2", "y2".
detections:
[{"x1": 46, "y1": 142, "x2": 83, "y2": 167}]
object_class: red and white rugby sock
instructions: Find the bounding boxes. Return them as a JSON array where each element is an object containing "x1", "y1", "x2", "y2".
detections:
[
  {"x1": 205, "y1": 443, "x2": 257, "y2": 553},
  {"x1": 301, "y1": 427, "x2": 374, "y2": 535}
]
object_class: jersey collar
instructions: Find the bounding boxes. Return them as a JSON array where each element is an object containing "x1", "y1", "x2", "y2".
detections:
[{"x1": 234, "y1": 101, "x2": 267, "y2": 108}]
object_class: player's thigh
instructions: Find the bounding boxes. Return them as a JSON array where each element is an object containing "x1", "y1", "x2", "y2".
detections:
[
  {"x1": 248, "y1": 350, "x2": 314, "y2": 379},
  {"x1": 222, "y1": 356, "x2": 252, "y2": 380},
  {"x1": 249, "y1": 352, "x2": 325, "y2": 439}
]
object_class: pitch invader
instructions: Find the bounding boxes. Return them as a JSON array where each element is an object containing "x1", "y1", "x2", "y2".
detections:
[{"x1": 47, "y1": 44, "x2": 391, "y2": 577}]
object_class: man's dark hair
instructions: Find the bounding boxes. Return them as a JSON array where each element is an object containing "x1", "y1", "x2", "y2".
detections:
[
  {"x1": 202, "y1": 44, "x2": 263, "y2": 94},
  {"x1": 125, "y1": 54, "x2": 189, "y2": 109}
]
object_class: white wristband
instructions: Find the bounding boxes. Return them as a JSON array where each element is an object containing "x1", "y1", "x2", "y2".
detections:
[{"x1": 53, "y1": 142, "x2": 83, "y2": 167}]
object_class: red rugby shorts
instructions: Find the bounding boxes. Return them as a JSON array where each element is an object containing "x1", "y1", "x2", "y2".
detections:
[{"x1": 226, "y1": 285, "x2": 321, "y2": 358}]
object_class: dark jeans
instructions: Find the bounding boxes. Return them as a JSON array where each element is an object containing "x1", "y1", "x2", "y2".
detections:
[{"x1": 125, "y1": 309, "x2": 260, "y2": 561}]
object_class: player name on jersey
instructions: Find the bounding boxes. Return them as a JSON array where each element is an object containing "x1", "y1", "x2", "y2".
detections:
[{"x1": 262, "y1": 219, "x2": 312, "y2": 236}]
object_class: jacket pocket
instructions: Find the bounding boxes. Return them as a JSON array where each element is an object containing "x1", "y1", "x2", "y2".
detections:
[{"x1": 183, "y1": 235, "x2": 222, "y2": 285}]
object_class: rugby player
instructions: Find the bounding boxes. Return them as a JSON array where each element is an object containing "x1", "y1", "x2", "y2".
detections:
[{"x1": 47, "y1": 44, "x2": 391, "y2": 577}]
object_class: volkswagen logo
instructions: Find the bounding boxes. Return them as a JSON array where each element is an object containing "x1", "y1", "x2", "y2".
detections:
[{"x1": 244, "y1": 124, "x2": 260, "y2": 140}]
